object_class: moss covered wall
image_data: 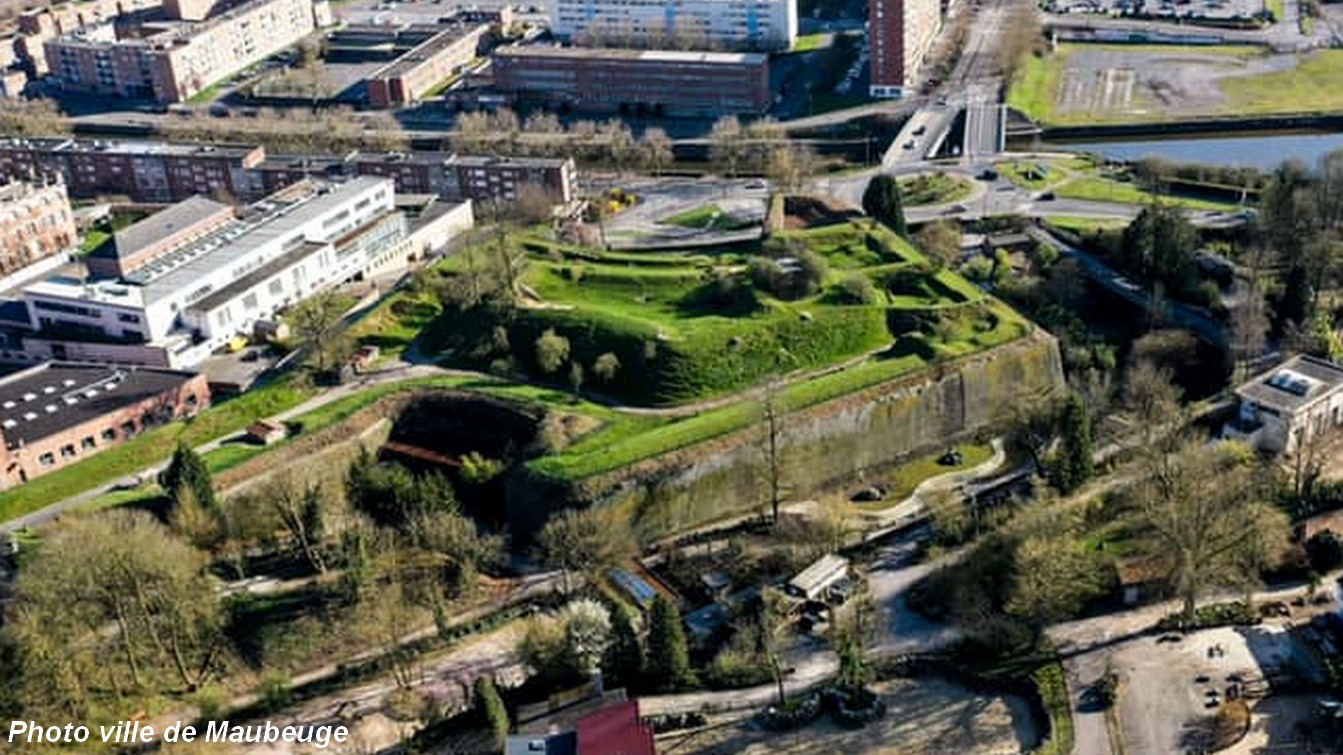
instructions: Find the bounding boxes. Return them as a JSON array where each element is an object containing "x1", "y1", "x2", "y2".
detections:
[{"x1": 508, "y1": 331, "x2": 1065, "y2": 538}]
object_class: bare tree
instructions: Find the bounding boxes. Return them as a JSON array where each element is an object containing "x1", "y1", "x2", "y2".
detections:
[
  {"x1": 1137, "y1": 441, "x2": 1291, "y2": 628},
  {"x1": 760, "y1": 378, "x2": 788, "y2": 523},
  {"x1": 709, "y1": 116, "x2": 746, "y2": 178},
  {"x1": 640, "y1": 127, "x2": 674, "y2": 176}
]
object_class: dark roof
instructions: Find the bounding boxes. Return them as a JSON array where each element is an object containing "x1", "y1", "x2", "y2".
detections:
[
  {"x1": 113, "y1": 196, "x2": 232, "y2": 263},
  {"x1": 188, "y1": 240, "x2": 327, "y2": 314},
  {"x1": 1237, "y1": 354, "x2": 1343, "y2": 414},
  {"x1": 0, "y1": 362, "x2": 198, "y2": 449}
]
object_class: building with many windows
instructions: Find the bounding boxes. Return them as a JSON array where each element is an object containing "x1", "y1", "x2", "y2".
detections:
[
  {"x1": 0, "y1": 178, "x2": 78, "y2": 287},
  {"x1": 364, "y1": 22, "x2": 489, "y2": 108},
  {"x1": 19, "y1": 177, "x2": 473, "y2": 368},
  {"x1": 869, "y1": 0, "x2": 942, "y2": 98},
  {"x1": 43, "y1": 0, "x2": 325, "y2": 103},
  {"x1": 546, "y1": 0, "x2": 796, "y2": 51},
  {"x1": 0, "y1": 138, "x2": 576, "y2": 208},
  {"x1": 0, "y1": 361, "x2": 208, "y2": 490},
  {"x1": 492, "y1": 45, "x2": 770, "y2": 116}
]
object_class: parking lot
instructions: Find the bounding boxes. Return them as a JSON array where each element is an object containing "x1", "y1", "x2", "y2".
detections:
[
  {"x1": 1054, "y1": 587, "x2": 1342, "y2": 755},
  {"x1": 1052, "y1": 44, "x2": 1295, "y2": 120}
]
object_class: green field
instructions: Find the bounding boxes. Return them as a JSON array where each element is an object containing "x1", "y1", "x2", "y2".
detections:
[
  {"x1": 1007, "y1": 43, "x2": 1293, "y2": 126},
  {"x1": 899, "y1": 173, "x2": 974, "y2": 206},
  {"x1": 996, "y1": 160, "x2": 1065, "y2": 190},
  {"x1": 660, "y1": 204, "x2": 757, "y2": 232},
  {"x1": 1054, "y1": 177, "x2": 1239, "y2": 211},
  {"x1": 1043, "y1": 215, "x2": 1130, "y2": 233},
  {"x1": 1221, "y1": 50, "x2": 1343, "y2": 114}
]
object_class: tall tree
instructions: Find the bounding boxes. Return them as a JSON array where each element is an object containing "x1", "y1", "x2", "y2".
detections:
[
  {"x1": 1052, "y1": 393, "x2": 1093, "y2": 493},
  {"x1": 1137, "y1": 441, "x2": 1292, "y2": 627},
  {"x1": 862, "y1": 175, "x2": 907, "y2": 237},
  {"x1": 639, "y1": 126, "x2": 674, "y2": 176},
  {"x1": 602, "y1": 603, "x2": 644, "y2": 691},
  {"x1": 9, "y1": 510, "x2": 225, "y2": 711},
  {"x1": 708, "y1": 115, "x2": 746, "y2": 178},
  {"x1": 288, "y1": 289, "x2": 351, "y2": 375},
  {"x1": 475, "y1": 676, "x2": 510, "y2": 754},
  {"x1": 914, "y1": 219, "x2": 963, "y2": 268},
  {"x1": 758, "y1": 587, "x2": 791, "y2": 705},
  {"x1": 535, "y1": 507, "x2": 633, "y2": 592},
  {"x1": 646, "y1": 595, "x2": 692, "y2": 691},
  {"x1": 162, "y1": 444, "x2": 217, "y2": 513},
  {"x1": 831, "y1": 577, "x2": 878, "y2": 691},
  {"x1": 759, "y1": 378, "x2": 788, "y2": 523}
]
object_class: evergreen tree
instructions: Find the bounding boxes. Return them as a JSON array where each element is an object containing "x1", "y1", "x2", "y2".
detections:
[
  {"x1": 474, "y1": 676, "x2": 510, "y2": 753},
  {"x1": 1053, "y1": 393, "x2": 1093, "y2": 493},
  {"x1": 861, "y1": 175, "x2": 907, "y2": 237},
  {"x1": 602, "y1": 603, "x2": 644, "y2": 691},
  {"x1": 646, "y1": 595, "x2": 691, "y2": 691},
  {"x1": 162, "y1": 444, "x2": 216, "y2": 512}
]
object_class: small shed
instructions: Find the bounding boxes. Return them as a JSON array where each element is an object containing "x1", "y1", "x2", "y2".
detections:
[
  {"x1": 787, "y1": 553, "x2": 850, "y2": 602},
  {"x1": 246, "y1": 419, "x2": 287, "y2": 446},
  {"x1": 1115, "y1": 554, "x2": 1170, "y2": 606}
]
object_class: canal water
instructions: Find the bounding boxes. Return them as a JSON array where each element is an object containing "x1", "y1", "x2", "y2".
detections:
[{"x1": 1016, "y1": 132, "x2": 1343, "y2": 169}]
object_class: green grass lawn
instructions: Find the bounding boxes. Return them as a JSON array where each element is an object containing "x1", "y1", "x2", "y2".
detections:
[
  {"x1": 996, "y1": 160, "x2": 1064, "y2": 190},
  {"x1": 899, "y1": 174, "x2": 974, "y2": 206},
  {"x1": 1044, "y1": 215, "x2": 1130, "y2": 233},
  {"x1": 790, "y1": 32, "x2": 831, "y2": 53},
  {"x1": 659, "y1": 204, "x2": 756, "y2": 232},
  {"x1": 80, "y1": 229, "x2": 111, "y2": 256},
  {"x1": 1006, "y1": 52, "x2": 1064, "y2": 123},
  {"x1": 1266, "y1": 0, "x2": 1284, "y2": 21},
  {"x1": 1221, "y1": 50, "x2": 1343, "y2": 115},
  {"x1": 1054, "y1": 176, "x2": 1239, "y2": 211},
  {"x1": 852, "y1": 443, "x2": 995, "y2": 508}
]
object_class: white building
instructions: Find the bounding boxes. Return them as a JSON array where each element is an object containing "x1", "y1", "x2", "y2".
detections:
[
  {"x1": 1224, "y1": 354, "x2": 1343, "y2": 455},
  {"x1": 547, "y1": 0, "x2": 797, "y2": 52},
  {"x1": 21, "y1": 178, "x2": 473, "y2": 368}
]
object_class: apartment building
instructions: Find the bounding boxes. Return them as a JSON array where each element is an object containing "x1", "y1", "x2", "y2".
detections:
[
  {"x1": 365, "y1": 22, "x2": 488, "y2": 108},
  {"x1": 0, "y1": 361, "x2": 208, "y2": 490},
  {"x1": 869, "y1": 0, "x2": 942, "y2": 98},
  {"x1": 0, "y1": 138, "x2": 266, "y2": 203},
  {"x1": 43, "y1": 0, "x2": 324, "y2": 103},
  {"x1": 546, "y1": 0, "x2": 796, "y2": 51},
  {"x1": 0, "y1": 139, "x2": 576, "y2": 208},
  {"x1": 0, "y1": 179, "x2": 77, "y2": 284},
  {"x1": 492, "y1": 46, "x2": 771, "y2": 116},
  {"x1": 352, "y1": 152, "x2": 577, "y2": 205},
  {"x1": 20, "y1": 177, "x2": 473, "y2": 368}
]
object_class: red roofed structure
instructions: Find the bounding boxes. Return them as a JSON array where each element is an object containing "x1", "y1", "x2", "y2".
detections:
[{"x1": 575, "y1": 700, "x2": 654, "y2": 755}]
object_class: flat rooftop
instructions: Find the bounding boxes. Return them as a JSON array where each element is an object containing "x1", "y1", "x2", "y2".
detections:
[
  {"x1": 134, "y1": 177, "x2": 388, "y2": 304},
  {"x1": 0, "y1": 362, "x2": 198, "y2": 449},
  {"x1": 1237, "y1": 354, "x2": 1343, "y2": 414},
  {"x1": 0, "y1": 137, "x2": 262, "y2": 160},
  {"x1": 371, "y1": 22, "x2": 486, "y2": 79},
  {"x1": 495, "y1": 45, "x2": 768, "y2": 65},
  {"x1": 111, "y1": 195, "x2": 233, "y2": 264}
]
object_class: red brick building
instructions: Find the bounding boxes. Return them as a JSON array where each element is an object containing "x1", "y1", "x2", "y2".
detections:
[
  {"x1": 493, "y1": 45, "x2": 770, "y2": 116},
  {"x1": 869, "y1": 0, "x2": 942, "y2": 98},
  {"x1": 0, "y1": 362, "x2": 209, "y2": 489}
]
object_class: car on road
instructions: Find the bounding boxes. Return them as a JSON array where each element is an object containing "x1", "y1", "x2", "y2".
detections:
[
  {"x1": 913, "y1": 125, "x2": 927, "y2": 136},
  {"x1": 745, "y1": 180, "x2": 767, "y2": 190},
  {"x1": 945, "y1": 204, "x2": 967, "y2": 214},
  {"x1": 1038, "y1": 191, "x2": 1056, "y2": 201},
  {"x1": 978, "y1": 169, "x2": 998, "y2": 181}
]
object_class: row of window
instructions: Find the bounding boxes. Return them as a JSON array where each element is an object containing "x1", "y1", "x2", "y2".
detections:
[{"x1": 32, "y1": 396, "x2": 197, "y2": 467}]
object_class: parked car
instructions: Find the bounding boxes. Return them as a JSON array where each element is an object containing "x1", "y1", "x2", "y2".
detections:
[{"x1": 1038, "y1": 191, "x2": 1056, "y2": 201}]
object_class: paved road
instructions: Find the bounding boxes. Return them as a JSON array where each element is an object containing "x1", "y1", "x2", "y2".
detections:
[{"x1": 1030, "y1": 225, "x2": 1229, "y2": 347}]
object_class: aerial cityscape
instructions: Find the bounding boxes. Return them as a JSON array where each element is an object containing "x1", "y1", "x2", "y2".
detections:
[{"x1": 2, "y1": 0, "x2": 1343, "y2": 751}]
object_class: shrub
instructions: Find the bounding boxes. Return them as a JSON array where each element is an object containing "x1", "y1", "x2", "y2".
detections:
[
  {"x1": 1307, "y1": 531, "x2": 1343, "y2": 573},
  {"x1": 259, "y1": 670, "x2": 294, "y2": 711},
  {"x1": 758, "y1": 692, "x2": 823, "y2": 731},
  {"x1": 836, "y1": 274, "x2": 879, "y2": 305},
  {"x1": 1154, "y1": 601, "x2": 1259, "y2": 632}
]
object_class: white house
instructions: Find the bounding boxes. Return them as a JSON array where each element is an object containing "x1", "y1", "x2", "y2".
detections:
[{"x1": 1225, "y1": 354, "x2": 1343, "y2": 455}]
